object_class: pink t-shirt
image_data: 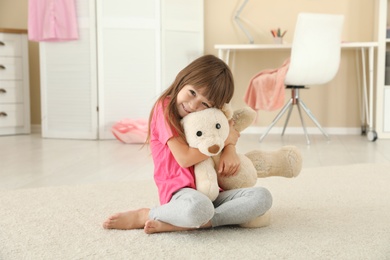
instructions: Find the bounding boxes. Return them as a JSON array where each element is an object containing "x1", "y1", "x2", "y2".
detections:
[{"x1": 150, "y1": 100, "x2": 196, "y2": 205}]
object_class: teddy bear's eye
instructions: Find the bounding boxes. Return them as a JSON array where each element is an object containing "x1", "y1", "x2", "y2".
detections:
[
  {"x1": 196, "y1": 131, "x2": 202, "y2": 137},
  {"x1": 216, "y1": 123, "x2": 221, "y2": 129}
]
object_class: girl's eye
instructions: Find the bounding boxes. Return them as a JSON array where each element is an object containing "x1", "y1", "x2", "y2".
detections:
[
  {"x1": 190, "y1": 90, "x2": 196, "y2": 96},
  {"x1": 202, "y1": 102, "x2": 210, "y2": 108}
]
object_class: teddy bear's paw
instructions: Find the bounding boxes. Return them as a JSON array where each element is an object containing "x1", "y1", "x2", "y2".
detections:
[
  {"x1": 232, "y1": 107, "x2": 256, "y2": 132},
  {"x1": 239, "y1": 211, "x2": 271, "y2": 228},
  {"x1": 282, "y1": 146, "x2": 302, "y2": 177},
  {"x1": 245, "y1": 146, "x2": 302, "y2": 178}
]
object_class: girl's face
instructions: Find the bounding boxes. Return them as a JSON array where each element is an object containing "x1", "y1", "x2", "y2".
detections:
[{"x1": 176, "y1": 85, "x2": 213, "y2": 118}]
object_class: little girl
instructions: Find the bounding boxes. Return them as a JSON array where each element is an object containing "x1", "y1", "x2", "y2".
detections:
[{"x1": 103, "y1": 54, "x2": 272, "y2": 234}]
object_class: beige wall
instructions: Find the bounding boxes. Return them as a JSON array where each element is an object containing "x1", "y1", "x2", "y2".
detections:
[
  {"x1": 205, "y1": 0, "x2": 376, "y2": 129},
  {"x1": 0, "y1": 0, "x2": 377, "y2": 128}
]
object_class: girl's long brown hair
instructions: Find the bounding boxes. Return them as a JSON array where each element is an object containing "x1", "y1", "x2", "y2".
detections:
[{"x1": 146, "y1": 54, "x2": 234, "y2": 143}]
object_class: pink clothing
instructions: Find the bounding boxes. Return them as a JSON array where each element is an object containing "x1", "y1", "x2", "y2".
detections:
[
  {"x1": 150, "y1": 100, "x2": 196, "y2": 205},
  {"x1": 244, "y1": 59, "x2": 290, "y2": 111},
  {"x1": 112, "y1": 118, "x2": 148, "y2": 144},
  {"x1": 28, "y1": 0, "x2": 79, "y2": 42}
]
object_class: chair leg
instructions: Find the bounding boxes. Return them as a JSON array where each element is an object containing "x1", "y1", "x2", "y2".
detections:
[
  {"x1": 259, "y1": 99, "x2": 293, "y2": 142},
  {"x1": 296, "y1": 100, "x2": 311, "y2": 145},
  {"x1": 261, "y1": 87, "x2": 329, "y2": 144},
  {"x1": 298, "y1": 99, "x2": 330, "y2": 141},
  {"x1": 281, "y1": 104, "x2": 294, "y2": 136}
]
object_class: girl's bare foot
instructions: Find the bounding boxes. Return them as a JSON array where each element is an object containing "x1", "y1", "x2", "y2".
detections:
[
  {"x1": 144, "y1": 220, "x2": 212, "y2": 234},
  {"x1": 143, "y1": 220, "x2": 191, "y2": 234},
  {"x1": 103, "y1": 208, "x2": 150, "y2": 230}
]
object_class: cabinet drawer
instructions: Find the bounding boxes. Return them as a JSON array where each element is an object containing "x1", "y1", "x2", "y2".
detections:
[
  {"x1": 0, "y1": 104, "x2": 24, "y2": 127},
  {"x1": 0, "y1": 81, "x2": 23, "y2": 103},
  {"x1": 0, "y1": 33, "x2": 22, "y2": 56},
  {"x1": 0, "y1": 57, "x2": 23, "y2": 80}
]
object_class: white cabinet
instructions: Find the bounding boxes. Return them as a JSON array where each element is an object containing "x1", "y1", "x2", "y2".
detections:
[
  {"x1": 0, "y1": 30, "x2": 30, "y2": 136},
  {"x1": 384, "y1": 88, "x2": 390, "y2": 131},
  {"x1": 376, "y1": 0, "x2": 390, "y2": 138},
  {"x1": 40, "y1": 0, "x2": 203, "y2": 139}
]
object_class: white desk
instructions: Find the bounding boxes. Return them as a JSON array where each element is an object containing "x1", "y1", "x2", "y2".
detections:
[{"x1": 215, "y1": 42, "x2": 378, "y2": 139}]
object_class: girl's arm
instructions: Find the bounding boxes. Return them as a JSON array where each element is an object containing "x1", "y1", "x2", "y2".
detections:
[
  {"x1": 218, "y1": 120, "x2": 241, "y2": 176},
  {"x1": 167, "y1": 136, "x2": 209, "y2": 168},
  {"x1": 218, "y1": 144, "x2": 240, "y2": 176}
]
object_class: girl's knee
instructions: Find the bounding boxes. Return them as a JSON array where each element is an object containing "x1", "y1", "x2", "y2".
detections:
[
  {"x1": 187, "y1": 196, "x2": 215, "y2": 226},
  {"x1": 253, "y1": 187, "x2": 273, "y2": 212},
  {"x1": 185, "y1": 194, "x2": 214, "y2": 227}
]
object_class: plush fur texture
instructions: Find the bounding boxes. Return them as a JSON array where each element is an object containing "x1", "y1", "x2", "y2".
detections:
[
  {"x1": 246, "y1": 146, "x2": 302, "y2": 178},
  {"x1": 181, "y1": 105, "x2": 259, "y2": 201},
  {"x1": 181, "y1": 105, "x2": 303, "y2": 227},
  {"x1": 181, "y1": 107, "x2": 231, "y2": 200}
]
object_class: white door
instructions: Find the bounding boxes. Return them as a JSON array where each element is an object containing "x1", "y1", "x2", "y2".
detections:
[
  {"x1": 40, "y1": 0, "x2": 98, "y2": 139},
  {"x1": 40, "y1": 0, "x2": 204, "y2": 139},
  {"x1": 97, "y1": 0, "x2": 160, "y2": 139},
  {"x1": 97, "y1": 0, "x2": 204, "y2": 139},
  {"x1": 161, "y1": 0, "x2": 204, "y2": 90}
]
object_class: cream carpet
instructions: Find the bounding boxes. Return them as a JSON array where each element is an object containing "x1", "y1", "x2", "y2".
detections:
[{"x1": 1, "y1": 163, "x2": 390, "y2": 260}]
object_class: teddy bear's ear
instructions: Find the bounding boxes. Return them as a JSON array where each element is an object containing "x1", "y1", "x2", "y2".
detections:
[{"x1": 221, "y1": 103, "x2": 233, "y2": 120}]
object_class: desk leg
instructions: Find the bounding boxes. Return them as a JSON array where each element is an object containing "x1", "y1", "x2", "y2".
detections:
[
  {"x1": 360, "y1": 47, "x2": 377, "y2": 141},
  {"x1": 368, "y1": 46, "x2": 374, "y2": 131},
  {"x1": 225, "y1": 50, "x2": 230, "y2": 65},
  {"x1": 367, "y1": 46, "x2": 377, "y2": 141},
  {"x1": 231, "y1": 51, "x2": 236, "y2": 73},
  {"x1": 218, "y1": 49, "x2": 231, "y2": 65},
  {"x1": 218, "y1": 49, "x2": 223, "y2": 60},
  {"x1": 356, "y1": 50, "x2": 365, "y2": 133},
  {"x1": 360, "y1": 48, "x2": 369, "y2": 130}
]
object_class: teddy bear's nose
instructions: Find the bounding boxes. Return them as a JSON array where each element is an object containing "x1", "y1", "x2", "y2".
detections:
[{"x1": 208, "y1": 144, "x2": 220, "y2": 154}]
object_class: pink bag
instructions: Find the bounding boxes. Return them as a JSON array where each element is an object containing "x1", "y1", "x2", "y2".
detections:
[{"x1": 112, "y1": 119, "x2": 148, "y2": 144}]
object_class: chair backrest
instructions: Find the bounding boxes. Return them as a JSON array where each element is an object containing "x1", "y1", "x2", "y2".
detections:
[{"x1": 284, "y1": 13, "x2": 344, "y2": 86}]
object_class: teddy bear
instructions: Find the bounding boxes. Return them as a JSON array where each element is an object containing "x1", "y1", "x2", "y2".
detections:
[
  {"x1": 180, "y1": 104, "x2": 254, "y2": 201},
  {"x1": 180, "y1": 104, "x2": 302, "y2": 201},
  {"x1": 180, "y1": 104, "x2": 302, "y2": 228}
]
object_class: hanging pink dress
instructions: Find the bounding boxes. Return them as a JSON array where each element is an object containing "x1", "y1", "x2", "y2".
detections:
[{"x1": 28, "y1": 0, "x2": 79, "y2": 42}]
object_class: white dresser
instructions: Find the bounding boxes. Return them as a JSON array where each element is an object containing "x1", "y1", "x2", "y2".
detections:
[{"x1": 0, "y1": 29, "x2": 30, "y2": 135}]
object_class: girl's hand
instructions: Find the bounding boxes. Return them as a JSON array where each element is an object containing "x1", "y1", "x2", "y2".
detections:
[
  {"x1": 218, "y1": 144, "x2": 241, "y2": 176},
  {"x1": 224, "y1": 120, "x2": 240, "y2": 147}
]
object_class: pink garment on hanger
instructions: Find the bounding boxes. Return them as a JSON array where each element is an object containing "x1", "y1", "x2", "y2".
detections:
[
  {"x1": 244, "y1": 59, "x2": 290, "y2": 111},
  {"x1": 28, "y1": 0, "x2": 79, "y2": 42}
]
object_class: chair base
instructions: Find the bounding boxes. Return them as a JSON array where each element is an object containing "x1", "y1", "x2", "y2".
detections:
[{"x1": 259, "y1": 88, "x2": 330, "y2": 145}]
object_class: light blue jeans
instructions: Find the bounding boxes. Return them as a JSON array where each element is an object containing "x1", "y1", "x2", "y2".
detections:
[{"x1": 149, "y1": 187, "x2": 272, "y2": 228}]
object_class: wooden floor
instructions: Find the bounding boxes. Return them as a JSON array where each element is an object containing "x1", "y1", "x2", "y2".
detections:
[{"x1": 1, "y1": 133, "x2": 390, "y2": 191}]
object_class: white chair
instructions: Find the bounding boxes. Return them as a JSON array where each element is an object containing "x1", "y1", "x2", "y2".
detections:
[{"x1": 259, "y1": 13, "x2": 344, "y2": 145}]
